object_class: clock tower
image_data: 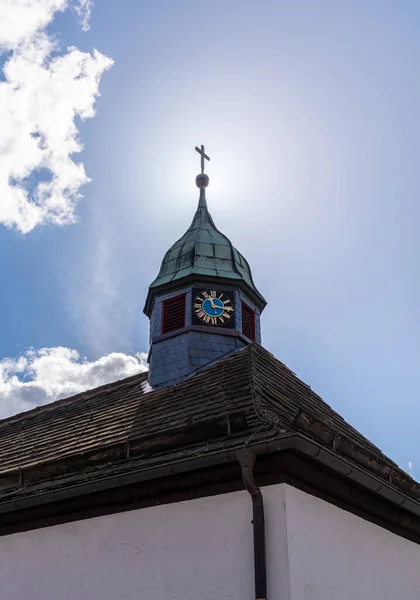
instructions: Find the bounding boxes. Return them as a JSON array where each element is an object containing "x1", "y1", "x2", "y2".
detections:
[{"x1": 144, "y1": 146, "x2": 266, "y2": 388}]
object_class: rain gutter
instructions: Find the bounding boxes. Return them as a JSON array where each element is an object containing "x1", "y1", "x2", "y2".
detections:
[{"x1": 1, "y1": 433, "x2": 420, "y2": 521}]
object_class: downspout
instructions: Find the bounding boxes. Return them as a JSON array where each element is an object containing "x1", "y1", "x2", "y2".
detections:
[{"x1": 237, "y1": 449, "x2": 267, "y2": 600}]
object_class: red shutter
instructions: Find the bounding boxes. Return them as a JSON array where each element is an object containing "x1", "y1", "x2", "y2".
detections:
[
  {"x1": 162, "y1": 294, "x2": 186, "y2": 334},
  {"x1": 241, "y1": 301, "x2": 256, "y2": 341}
]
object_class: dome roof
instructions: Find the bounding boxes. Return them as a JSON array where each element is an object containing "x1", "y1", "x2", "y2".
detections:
[{"x1": 144, "y1": 188, "x2": 266, "y2": 316}]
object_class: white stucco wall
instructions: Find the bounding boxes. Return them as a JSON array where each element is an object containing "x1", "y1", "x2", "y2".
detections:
[
  {"x1": 1, "y1": 483, "x2": 419, "y2": 600},
  {"x1": 283, "y1": 484, "x2": 420, "y2": 600},
  {"x1": 0, "y1": 486, "x2": 288, "y2": 600}
]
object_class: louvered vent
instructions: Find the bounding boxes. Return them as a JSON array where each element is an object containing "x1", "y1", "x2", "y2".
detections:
[
  {"x1": 242, "y1": 301, "x2": 256, "y2": 341},
  {"x1": 162, "y1": 294, "x2": 186, "y2": 334}
]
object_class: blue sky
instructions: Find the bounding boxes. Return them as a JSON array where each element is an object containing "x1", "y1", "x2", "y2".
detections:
[{"x1": 1, "y1": 0, "x2": 420, "y2": 478}]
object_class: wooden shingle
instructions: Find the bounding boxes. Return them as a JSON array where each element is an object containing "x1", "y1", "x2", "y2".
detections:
[{"x1": 0, "y1": 344, "x2": 418, "y2": 502}]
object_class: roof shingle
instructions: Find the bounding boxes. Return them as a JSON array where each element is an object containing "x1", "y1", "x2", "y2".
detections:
[{"x1": 0, "y1": 344, "x2": 418, "y2": 503}]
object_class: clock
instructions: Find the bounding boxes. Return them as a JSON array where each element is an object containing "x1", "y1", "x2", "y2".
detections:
[{"x1": 192, "y1": 288, "x2": 235, "y2": 328}]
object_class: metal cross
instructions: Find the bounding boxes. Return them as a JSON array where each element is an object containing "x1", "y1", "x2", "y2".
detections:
[{"x1": 195, "y1": 144, "x2": 210, "y2": 174}]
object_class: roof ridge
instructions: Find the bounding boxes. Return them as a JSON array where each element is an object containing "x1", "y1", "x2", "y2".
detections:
[
  {"x1": 248, "y1": 344, "x2": 287, "y2": 430},
  {"x1": 249, "y1": 343, "x2": 385, "y2": 454}
]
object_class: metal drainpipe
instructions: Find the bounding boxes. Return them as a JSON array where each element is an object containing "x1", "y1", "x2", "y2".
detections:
[{"x1": 237, "y1": 449, "x2": 267, "y2": 600}]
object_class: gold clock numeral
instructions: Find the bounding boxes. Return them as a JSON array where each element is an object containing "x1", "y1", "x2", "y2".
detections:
[{"x1": 193, "y1": 289, "x2": 234, "y2": 325}]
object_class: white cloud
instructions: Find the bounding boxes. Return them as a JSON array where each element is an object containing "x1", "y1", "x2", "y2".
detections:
[
  {"x1": 0, "y1": 0, "x2": 112, "y2": 233},
  {"x1": 0, "y1": 347, "x2": 147, "y2": 419},
  {"x1": 0, "y1": 0, "x2": 67, "y2": 49},
  {"x1": 73, "y1": 0, "x2": 93, "y2": 32}
]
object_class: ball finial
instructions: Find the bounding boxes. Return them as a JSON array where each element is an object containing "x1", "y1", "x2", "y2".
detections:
[{"x1": 196, "y1": 173, "x2": 209, "y2": 188}]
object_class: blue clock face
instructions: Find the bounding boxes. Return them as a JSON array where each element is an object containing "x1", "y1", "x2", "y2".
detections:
[
  {"x1": 202, "y1": 297, "x2": 224, "y2": 317},
  {"x1": 192, "y1": 289, "x2": 235, "y2": 327}
]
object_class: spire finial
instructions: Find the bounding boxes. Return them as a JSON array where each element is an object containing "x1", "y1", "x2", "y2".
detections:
[
  {"x1": 195, "y1": 144, "x2": 210, "y2": 174},
  {"x1": 195, "y1": 144, "x2": 210, "y2": 189}
]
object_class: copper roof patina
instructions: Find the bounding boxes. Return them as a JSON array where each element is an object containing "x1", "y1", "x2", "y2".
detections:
[{"x1": 144, "y1": 186, "x2": 266, "y2": 315}]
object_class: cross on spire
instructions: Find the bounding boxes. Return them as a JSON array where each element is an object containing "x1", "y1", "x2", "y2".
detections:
[{"x1": 195, "y1": 144, "x2": 210, "y2": 174}]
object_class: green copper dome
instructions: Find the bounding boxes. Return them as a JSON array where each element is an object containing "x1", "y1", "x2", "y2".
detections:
[{"x1": 144, "y1": 187, "x2": 266, "y2": 316}]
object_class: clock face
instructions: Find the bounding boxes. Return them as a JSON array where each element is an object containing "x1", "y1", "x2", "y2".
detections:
[{"x1": 192, "y1": 288, "x2": 235, "y2": 328}]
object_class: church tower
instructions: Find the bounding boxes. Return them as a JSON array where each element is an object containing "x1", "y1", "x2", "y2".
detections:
[{"x1": 144, "y1": 146, "x2": 266, "y2": 388}]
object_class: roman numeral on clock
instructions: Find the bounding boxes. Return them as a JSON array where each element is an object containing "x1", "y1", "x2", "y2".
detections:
[{"x1": 192, "y1": 288, "x2": 235, "y2": 330}]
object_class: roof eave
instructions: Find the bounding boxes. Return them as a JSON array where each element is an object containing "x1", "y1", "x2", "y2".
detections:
[{"x1": 2, "y1": 432, "x2": 420, "y2": 530}]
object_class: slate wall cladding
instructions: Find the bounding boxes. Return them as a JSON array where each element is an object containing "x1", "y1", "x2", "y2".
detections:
[
  {"x1": 148, "y1": 286, "x2": 258, "y2": 388},
  {"x1": 149, "y1": 331, "x2": 245, "y2": 387},
  {"x1": 149, "y1": 333, "x2": 190, "y2": 387}
]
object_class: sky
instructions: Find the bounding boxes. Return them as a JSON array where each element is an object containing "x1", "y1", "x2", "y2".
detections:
[{"x1": 0, "y1": 0, "x2": 419, "y2": 479}]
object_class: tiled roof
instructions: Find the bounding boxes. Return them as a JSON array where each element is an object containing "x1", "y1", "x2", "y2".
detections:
[{"x1": 0, "y1": 344, "x2": 418, "y2": 502}]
